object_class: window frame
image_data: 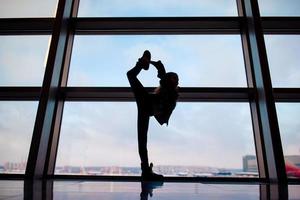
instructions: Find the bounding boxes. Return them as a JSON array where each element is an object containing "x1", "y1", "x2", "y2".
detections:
[{"x1": 0, "y1": 0, "x2": 299, "y2": 185}]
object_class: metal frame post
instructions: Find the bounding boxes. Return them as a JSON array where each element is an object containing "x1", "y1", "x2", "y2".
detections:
[
  {"x1": 25, "y1": 0, "x2": 79, "y2": 179},
  {"x1": 237, "y1": 0, "x2": 287, "y2": 183}
]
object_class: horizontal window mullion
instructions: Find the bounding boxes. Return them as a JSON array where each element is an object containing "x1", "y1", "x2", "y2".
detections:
[
  {"x1": 262, "y1": 17, "x2": 300, "y2": 34},
  {"x1": 50, "y1": 174, "x2": 263, "y2": 183},
  {"x1": 61, "y1": 87, "x2": 253, "y2": 102},
  {"x1": 74, "y1": 17, "x2": 241, "y2": 34},
  {"x1": 0, "y1": 87, "x2": 41, "y2": 100},
  {"x1": 2, "y1": 17, "x2": 300, "y2": 35},
  {"x1": 2, "y1": 87, "x2": 299, "y2": 102},
  {"x1": 0, "y1": 18, "x2": 54, "y2": 35},
  {"x1": 273, "y1": 88, "x2": 300, "y2": 102}
]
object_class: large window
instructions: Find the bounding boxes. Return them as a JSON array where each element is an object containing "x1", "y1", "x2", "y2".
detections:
[{"x1": 0, "y1": 0, "x2": 299, "y2": 184}]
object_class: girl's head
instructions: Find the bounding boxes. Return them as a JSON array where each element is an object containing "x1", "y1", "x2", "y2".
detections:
[
  {"x1": 160, "y1": 72, "x2": 179, "y2": 90},
  {"x1": 154, "y1": 72, "x2": 179, "y2": 107}
]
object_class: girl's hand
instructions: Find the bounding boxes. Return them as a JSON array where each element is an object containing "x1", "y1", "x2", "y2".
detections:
[{"x1": 150, "y1": 60, "x2": 164, "y2": 68}]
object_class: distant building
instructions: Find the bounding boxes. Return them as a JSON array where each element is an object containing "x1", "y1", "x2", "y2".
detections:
[
  {"x1": 0, "y1": 166, "x2": 4, "y2": 173},
  {"x1": 243, "y1": 155, "x2": 258, "y2": 172},
  {"x1": 285, "y1": 155, "x2": 300, "y2": 168},
  {"x1": 4, "y1": 161, "x2": 26, "y2": 172},
  {"x1": 243, "y1": 155, "x2": 300, "y2": 172}
]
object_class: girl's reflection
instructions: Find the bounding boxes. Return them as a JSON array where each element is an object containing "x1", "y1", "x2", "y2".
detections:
[{"x1": 140, "y1": 181, "x2": 164, "y2": 200}]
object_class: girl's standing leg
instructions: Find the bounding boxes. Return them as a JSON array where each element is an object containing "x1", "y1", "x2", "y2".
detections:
[
  {"x1": 138, "y1": 110, "x2": 150, "y2": 169},
  {"x1": 127, "y1": 62, "x2": 150, "y2": 168},
  {"x1": 127, "y1": 55, "x2": 163, "y2": 180}
]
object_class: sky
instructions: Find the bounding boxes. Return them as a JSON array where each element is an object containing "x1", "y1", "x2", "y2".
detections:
[
  {"x1": 56, "y1": 102, "x2": 255, "y2": 168},
  {"x1": 67, "y1": 35, "x2": 247, "y2": 87},
  {"x1": 0, "y1": 0, "x2": 300, "y2": 172},
  {"x1": 1, "y1": 0, "x2": 300, "y2": 17}
]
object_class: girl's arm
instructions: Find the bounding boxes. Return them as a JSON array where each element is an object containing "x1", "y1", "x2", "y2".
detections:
[{"x1": 150, "y1": 60, "x2": 166, "y2": 79}]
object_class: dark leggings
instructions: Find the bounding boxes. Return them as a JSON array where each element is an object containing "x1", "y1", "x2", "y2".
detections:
[{"x1": 127, "y1": 64, "x2": 152, "y2": 166}]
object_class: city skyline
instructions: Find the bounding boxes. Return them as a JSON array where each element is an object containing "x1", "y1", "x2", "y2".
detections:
[{"x1": 1, "y1": 154, "x2": 260, "y2": 177}]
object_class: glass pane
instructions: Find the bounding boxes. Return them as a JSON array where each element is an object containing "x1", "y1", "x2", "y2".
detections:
[
  {"x1": 56, "y1": 102, "x2": 257, "y2": 177},
  {"x1": 0, "y1": 102, "x2": 38, "y2": 174},
  {"x1": 258, "y1": 0, "x2": 300, "y2": 16},
  {"x1": 0, "y1": 181, "x2": 23, "y2": 199},
  {"x1": 0, "y1": 36, "x2": 51, "y2": 86},
  {"x1": 276, "y1": 103, "x2": 300, "y2": 179},
  {"x1": 265, "y1": 35, "x2": 300, "y2": 88},
  {"x1": 0, "y1": 0, "x2": 58, "y2": 18},
  {"x1": 289, "y1": 185, "x2": 300, "y2": 199},
  {"x1": 68, "y1": 35, "x2": 247, "y2": 87},
  {"x1": 78, "y1": 0, "x2": 238, "y2": 17},
  {"x1": 53, "y1": 182, "x2": 260, "y2": 199}
]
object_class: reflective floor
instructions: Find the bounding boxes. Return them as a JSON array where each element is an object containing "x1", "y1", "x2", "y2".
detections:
[{"x1": 0, "y1": 180, "x2": 299, "y2": 200}]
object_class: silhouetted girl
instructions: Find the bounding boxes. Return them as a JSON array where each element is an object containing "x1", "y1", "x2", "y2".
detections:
[{"x1": 127, "y1": 50, "x2": 179, "y2": 180}]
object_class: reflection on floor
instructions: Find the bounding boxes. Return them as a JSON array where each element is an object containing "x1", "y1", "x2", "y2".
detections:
[{"x1": 0, "y1": 180, "x2": 299, "y2": 200}]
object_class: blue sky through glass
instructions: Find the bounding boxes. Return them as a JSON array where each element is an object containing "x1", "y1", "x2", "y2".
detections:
[
  {"x1": 265, "y1": 35, "x2": 300, "y2": 87},
  {"x1": 68, "y1": 35, "x2": 247, "y2": 87},
  {"x1": 0, "y1": 102, "x2": 38, "y2": 170},
  {"x1": 258, "y1": 0, "x2": 300, "y2": 16},
  {"x1": 0, "y1": 36, "x2": 51, "y2": 86},
  {"x1": 78, "y1": 0, "x2": 238, "y2": 17},
  {"x1": 1, "y1": 0, "x2": 299, "y2": 17},
  {"x1": 56, "y1": 102, "x2": 255, "y2": 170}
]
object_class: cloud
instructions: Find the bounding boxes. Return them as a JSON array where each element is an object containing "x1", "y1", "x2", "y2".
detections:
[
  {"x1": 258, "y1": 0, "x2": 300, "y2": 16},
  {"x1": 56, "y1": 102, "x2": 140, "y2": 166},
  {"x1": 0, "y1": 102, "x2": 37, "y2": 164},
  {"x1": 0, "y1": 36, "x2": 50, "y2": 86},
  {"x1": 78, "y1": 0, "x2": 238, "y2": 17},
  {"x1": 55, "y1": 102, "x2": 255, "y2": 169},
  {"x1": 148, "y1": 103, "x2": 255, "y2": 168},
  {"x1": 68, "y1": 35, "x2": 247, "y2": 87},
  {"x1": 276, "y1": 103, "x2": 300, "y2": 155},
  {"x1": 265, "y1": 35, "x2": 300, "y2": 87}
]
